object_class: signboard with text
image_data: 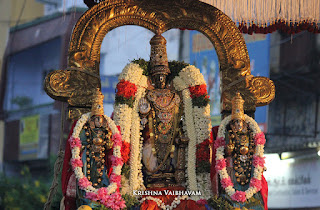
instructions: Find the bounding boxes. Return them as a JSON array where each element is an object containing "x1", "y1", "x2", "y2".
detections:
[
  {"x1": 264, "y1": 154, "x2": 320, "y2": 208},
  {"x1": 19, "y1": 115, "x2": 40, "y2": 160}
]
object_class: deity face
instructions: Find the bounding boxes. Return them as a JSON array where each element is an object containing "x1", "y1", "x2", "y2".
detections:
[
  {"x1": 232, "y1": 119, "x2": 244, "y2": 132},
  {"x1": 152, "y1": 73, "x2": 167, "y2": 89},
  {"x1": 94, "y1": 116, "x2": 103, "y2": 128}
]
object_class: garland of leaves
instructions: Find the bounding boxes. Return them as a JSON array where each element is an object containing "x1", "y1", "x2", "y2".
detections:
[{"x1": 132, "y1": 59, "x2": 188, "y2": 83}]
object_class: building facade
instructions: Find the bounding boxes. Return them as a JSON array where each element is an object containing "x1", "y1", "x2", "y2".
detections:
[{"x1": 0, "y1": 9, "x2": 85, "y2": 175}]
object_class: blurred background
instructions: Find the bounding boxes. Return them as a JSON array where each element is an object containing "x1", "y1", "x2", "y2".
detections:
[{"x1": 0, "y1": 0, "x2": 319, "y2": 209}]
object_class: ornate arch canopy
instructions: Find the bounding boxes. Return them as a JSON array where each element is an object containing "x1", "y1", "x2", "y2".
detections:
[{"x1": 44, "y1": 0, "x2": 275, "y2": 119}]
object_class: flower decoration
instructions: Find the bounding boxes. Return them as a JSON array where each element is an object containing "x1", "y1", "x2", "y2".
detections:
[
  {"x1": 173, "y1": 65, "x2": 213, "y2": 200},
  {"x1": 196, "y1": 139, "x2": 211, "y2": 173},
  {"x1": 231, "y1": 191, "x2": 247, "y2": 203},
  {"x1": 114, "y1": 63, "x2": 147, "y2": 193},
  {"x1": 196, "y1": 139, "x2": 211, "y2": 162},
  {"x1": 189, "y1": 84, "x2": 208, "y2": 98},
  {"x1": 189, "y1": 84, "x2": 210, "y2": 107},
  {"x1": 221, "y1": 177, "x2": 233, "y2": 188},
  {"x1": 215, "y1": 114, "x2": 266, "y2": 202},
  {"x1": 121, "y1": 141, "x2": 130, "y2": 163},
  {"x1": 115, "y1": 80, "x2": 138, "y2": 108},
  {"x1": 116, "y1": 80, "x2": 137, "y2": 98}
]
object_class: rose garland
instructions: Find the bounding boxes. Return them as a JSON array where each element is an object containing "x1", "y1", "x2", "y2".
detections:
[
  {"x1": 215, "y1": 115, "x2": 266, "y2": 203},
  {"x1": 69, "y1": 112, "x2": 125, "y2": 209}
]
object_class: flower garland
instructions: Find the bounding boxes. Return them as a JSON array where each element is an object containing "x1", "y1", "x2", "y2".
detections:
[
  {"x1": 115, "y1": 80, "x2": 138, "y2": 108},
  {"x1": 215, "y1": 115, "x2": 266, "y2": 203},
  {"x1": 113, "y1": 63, "x2": 148, "y2": 194},
  {"x1": 173, "y1": 65, "x2": 213, "y2": 200},
  {"x1": 69, "y1": 112, "x2": 125, "y2": 209},
  {"x1": 180, "y1": 88, "x2": 198, "y2": 196},
  {"x1": 189, "y1": 84, "x2": 210, "y2": 107}
]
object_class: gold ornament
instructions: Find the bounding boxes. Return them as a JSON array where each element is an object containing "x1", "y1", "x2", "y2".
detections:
[
  {"x1": 91, "y1": 88, "x2": 104, "y2": 116},
  {"x1": 231, "y1": 92, "x2": 245, "y2": 121},
  {"x1": 240, "y1": 146, "x2": 249, "y2": 155},
  {"x1": 149, "y1": 32, "x2": 170, "y2": 76}
]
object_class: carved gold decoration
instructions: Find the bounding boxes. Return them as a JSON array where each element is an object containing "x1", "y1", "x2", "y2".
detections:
[
  {"x1": 44, "y1": 0, "x2": 275, "y2": 119},
  {"x1": 231, "y1": 92, "x2": 245, "y2": 121},
  {"x1": 150, "y1": 33, "x2": 170, "y2": 75},
  {"x1": 91, "y1": 89, "x2": 105, "y2": 116},
  {"x1": 249, "y1": 76, "x2": 276, "y2": 107}
]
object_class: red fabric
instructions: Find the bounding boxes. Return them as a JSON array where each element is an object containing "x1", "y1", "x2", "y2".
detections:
[
  {"x1": 62, "y1": 120, "x2": 77, "y2": 210},
  {"x1": 210, "y1": 126, "x2": 268, "y2": 209},
  {"x1": 140, "y1": 187, "x2": 206, "y2": 210},
  {"x1": 210, "y1": 126, "x2": 219, "y2": 196},
  {"x1": 261, "y1": 175, "x2": 268, "y2": 210}
]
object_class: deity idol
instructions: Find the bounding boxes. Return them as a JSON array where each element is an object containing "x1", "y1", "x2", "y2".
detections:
[
  {"x1": 212, "y1": 93, "x2": 268, "y2": 209},
  {"x1": 75, "y1": 90, "x2": 114, "y2": 207},
  {"x1": 61, "y1": 89, "x2": 125, "y2": 210},
  {"x1": 138, "y1": 34, "x2": 188, "y2": 187},
  {"x1": 113, "y1": 32, "x2": 213, "y2": 209}
]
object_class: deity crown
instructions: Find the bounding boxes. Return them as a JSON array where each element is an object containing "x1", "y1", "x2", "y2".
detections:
[
  {"x1": 231, "y1": 92, "x2": 245, "y2": 121},
  {"x1": 91, "y1": 88, "x2": 104, "y2": 116},
  {"x1": 149, "y1": 32, "x2": 170, "y2": 75}
]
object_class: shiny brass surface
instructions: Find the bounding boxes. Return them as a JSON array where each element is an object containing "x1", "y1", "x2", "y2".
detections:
[
  {"x1": 44, "y1": 0, "x2": 275, "y2": 119},
  {"x1": 231, "y1": 92, "x2": 245, "y2": 121},
  {"x1": 91, "y1": 89, "x2": 105, "y2": 116}
]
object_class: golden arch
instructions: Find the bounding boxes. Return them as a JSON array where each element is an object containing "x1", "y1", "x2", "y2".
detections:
[{"x1": 44, "y1": 0, "x2": 275, "y2": 119}]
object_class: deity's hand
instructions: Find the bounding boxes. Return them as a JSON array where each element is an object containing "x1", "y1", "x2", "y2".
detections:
[{"x1": 175, "y1": 136, "x2": 189, "y2": 146}]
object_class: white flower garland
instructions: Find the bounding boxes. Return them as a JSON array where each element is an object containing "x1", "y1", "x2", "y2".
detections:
[
  {"x1": 193, "y1": 105, "x2": 212, "y2": 145},
  {"x1": 181, "y1": 88, "x2": 198, "y2": 196},
  {"x1": 173, "y1": 65, "x2": 213, "y2": 200},
  {"x1": 70, "y1": 112, "x2": 123, "y2": 195},
  {"x1": 114, "y1": 63, "x2": 148, "y2": 194},
  {"x1": 113, "y1": 104, "x2": 132, "y2": 143},
  {"x1": 216, "y1": 114, "x2": 266, "y2": 202}
]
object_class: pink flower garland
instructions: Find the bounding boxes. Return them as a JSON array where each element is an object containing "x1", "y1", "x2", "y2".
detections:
[
  {"x1": 252, "y1": 155, "x2": 265, "y2": 167},
  {"x1": 231, "y1": 191, "x2": 246, "y2": 203},
  {"x1": 250, "y1": 178, "x2": 262, "y2": 191},
  {"x1": 254, "y1": 132, "x2": 266, "y2": 145},
  {"x1": 71, "y1": 159, "x2": 83, "y2": 169},
  {"x1": 69, "y1": 137, "x2": 81, "y2": 149},
  {"x1": 69, "y1": 114, "x2": 126, "y2": 209},
  {"x1": 78, "y1": 177, "x2": 91, "y2": 189},
  {"x1": 215, "y1": 159, "x2": 227, "y2": 171},
  {"x1": 221, "y1": 177, "x2": 234, "y2": 188},
  {"x1": 214, "y1": 137, "x2": 225, "y2": 149}
]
